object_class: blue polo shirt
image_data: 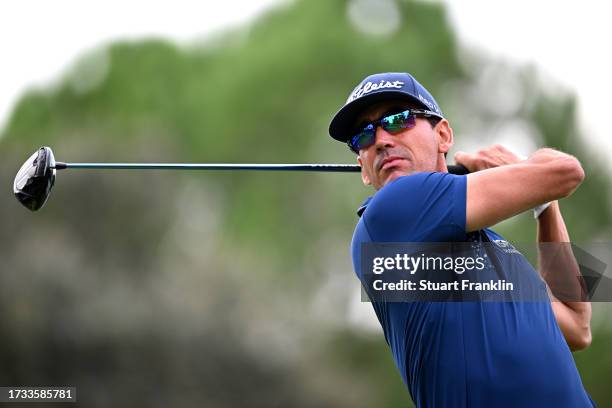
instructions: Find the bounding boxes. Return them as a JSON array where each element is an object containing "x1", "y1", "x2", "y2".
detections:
[{"x1": 351, "y1": 172, "x2": 594, "y2": 407}]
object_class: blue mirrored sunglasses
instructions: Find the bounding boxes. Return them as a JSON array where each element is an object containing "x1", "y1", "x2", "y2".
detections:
[{"x1": 347, "y1": 109, "x2": 442, "y2": 154}]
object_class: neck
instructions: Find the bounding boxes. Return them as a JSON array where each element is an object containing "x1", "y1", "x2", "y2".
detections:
[{"x1": 436, "y1": 154, "x2": 449, "y2": 173}]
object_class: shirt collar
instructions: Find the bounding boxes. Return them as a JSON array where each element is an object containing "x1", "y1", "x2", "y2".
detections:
[{"x1": 356, "y1": 196, "x2": 373, "y2": 217}]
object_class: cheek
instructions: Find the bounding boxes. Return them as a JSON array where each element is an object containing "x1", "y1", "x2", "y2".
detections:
[
  {"x1": 358, "y1": 153, "x2": 376, "y2": 182},
  {"x1": 361, "y1": 152, "x2": 377, "y2": 172},
  {"x1": 406, "y1": 135, "x2": 436, "y2": 158}
]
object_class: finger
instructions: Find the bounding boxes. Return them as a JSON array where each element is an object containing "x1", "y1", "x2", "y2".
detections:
[
  {"x1": 454, "y1": 151, "x2": 474, "y2": 172},
  {"x1": 454, "y1": 151, "x2": 471, "y2": 164}
]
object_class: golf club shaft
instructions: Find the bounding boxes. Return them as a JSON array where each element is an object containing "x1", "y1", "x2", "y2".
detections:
[
  {"x1": 54, "y1": 162, "x2": 362, "y2": 172},
  {"x1": 53, "y1": 162, "x2": 469, "y2": 174}
]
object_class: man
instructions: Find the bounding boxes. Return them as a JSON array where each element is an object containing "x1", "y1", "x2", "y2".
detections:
[{"x1": 328, "y1": 72, "x2": 594, "y2": 407}]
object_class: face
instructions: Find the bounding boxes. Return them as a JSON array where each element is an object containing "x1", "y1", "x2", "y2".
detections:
[{"x1": 354, "y1": 101, "x2": 453, "y2": 190}]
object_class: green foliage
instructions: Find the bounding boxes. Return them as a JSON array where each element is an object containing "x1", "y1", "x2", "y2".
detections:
[{"x1": 574, "y1": 327, "x2": 612, "y2": 404}]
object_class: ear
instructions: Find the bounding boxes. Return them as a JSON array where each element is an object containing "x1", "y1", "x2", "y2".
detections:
[
  {"x1": 436, "y1": 119, "x2": 453, "y2": 154},
  {"x1": 357, "y1": 156, "x2": 371, "y2": 185}
]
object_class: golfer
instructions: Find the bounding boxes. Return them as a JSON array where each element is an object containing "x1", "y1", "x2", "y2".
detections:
[{"x1": 328, "y1": 72, "x2": 594, "y2": 407}]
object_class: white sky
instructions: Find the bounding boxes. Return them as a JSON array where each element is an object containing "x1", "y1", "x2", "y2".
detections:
[
  {"x1": 1, "y1": 0, "x2": 611, "y2": 166},
  {"x1": 444, "y1": 0, "x2": 612, "y2": 167}
]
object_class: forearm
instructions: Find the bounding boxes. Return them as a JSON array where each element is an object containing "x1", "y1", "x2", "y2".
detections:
[
  {"x1": 537, "y1": 201, "x2": 592, "y2": 350},
  {"x1": 463, "y1": 148, "x2": 584, "y2": 232}
]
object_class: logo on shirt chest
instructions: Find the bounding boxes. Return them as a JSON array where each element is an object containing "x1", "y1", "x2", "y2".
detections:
[{"x1": 492, "y1": 239, "x2": 521, "y2": 255}]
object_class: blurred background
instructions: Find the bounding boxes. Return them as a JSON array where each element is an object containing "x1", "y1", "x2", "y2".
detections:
[{"x1": 1, "y1": 0, "x2": 611, "y2": 406}]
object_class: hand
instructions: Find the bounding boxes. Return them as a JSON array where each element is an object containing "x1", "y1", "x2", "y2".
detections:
[{"x1": 454, "y1": 144, "x2": 523, "y2": 172}]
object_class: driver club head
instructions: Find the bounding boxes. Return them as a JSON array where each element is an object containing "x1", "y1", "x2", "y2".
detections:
[{"x1": 14, "y1": 146, "x2": 57, "y2": 211}]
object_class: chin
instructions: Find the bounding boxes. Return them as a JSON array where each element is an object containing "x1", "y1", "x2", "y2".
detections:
[{"x1": 381, "y1": 169, "x2": 412, "y2": 187}]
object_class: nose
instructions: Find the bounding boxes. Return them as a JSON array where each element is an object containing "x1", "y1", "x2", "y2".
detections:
[{"x1": 374, "y1": 126, "x2": 396, "y2": 152}]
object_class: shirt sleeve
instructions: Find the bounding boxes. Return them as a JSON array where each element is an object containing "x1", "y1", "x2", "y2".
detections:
[{"x1": 361, "y1": 172, "x2": 467, "y2": 242}]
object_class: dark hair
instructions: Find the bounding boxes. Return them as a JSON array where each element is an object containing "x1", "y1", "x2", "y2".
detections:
[
  {"x1": 423, "y1": 116, "x2": 446, "y2": 158},
  {"x1": 425, "y1": 116, "x2": 442, "y2": 129}
]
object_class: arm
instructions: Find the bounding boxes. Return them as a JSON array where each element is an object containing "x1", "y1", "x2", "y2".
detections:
[
  {"x1": 455, "y1": 145, "x2": 591, "y2": 350},
  {"x1": 537, "y1": 201, "x2": 592, "y2": 350},
  {"x1": 455, "y1": 146, "x2": 585, "y2": 232}
]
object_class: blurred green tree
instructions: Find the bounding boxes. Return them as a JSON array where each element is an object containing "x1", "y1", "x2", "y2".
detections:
[{"x1": 1, "y1": 0, "x2": 610, "y2": 406}]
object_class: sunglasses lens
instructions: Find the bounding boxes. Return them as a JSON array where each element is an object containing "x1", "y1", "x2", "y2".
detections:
[
  {"x1": 350, "y1": 124, "x2": 376, "y2": 152},
  {"x1": 348, "y1": 110, "x2": 417, "y2": 153},
  {"x1": 382, "y1": 111, "x2": 415, "y2": 133}
]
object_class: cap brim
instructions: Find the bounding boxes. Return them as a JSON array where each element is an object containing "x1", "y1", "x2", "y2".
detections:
[{"x1": 328, "y1": 91, "x2": 431, "y2": 142}]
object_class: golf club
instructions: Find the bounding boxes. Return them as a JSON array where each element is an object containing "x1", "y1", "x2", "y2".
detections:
[{"x1": 14, "y1": 146, "x2": 469, "y2": 211}]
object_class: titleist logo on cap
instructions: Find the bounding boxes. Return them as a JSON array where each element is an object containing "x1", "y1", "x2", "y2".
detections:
[
  {"x1": 418, "y1": 94, "x2": 440, "y2": 114},
  {"x1": 347, "y1": 80, "x2": 404, "y2": 103}
]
